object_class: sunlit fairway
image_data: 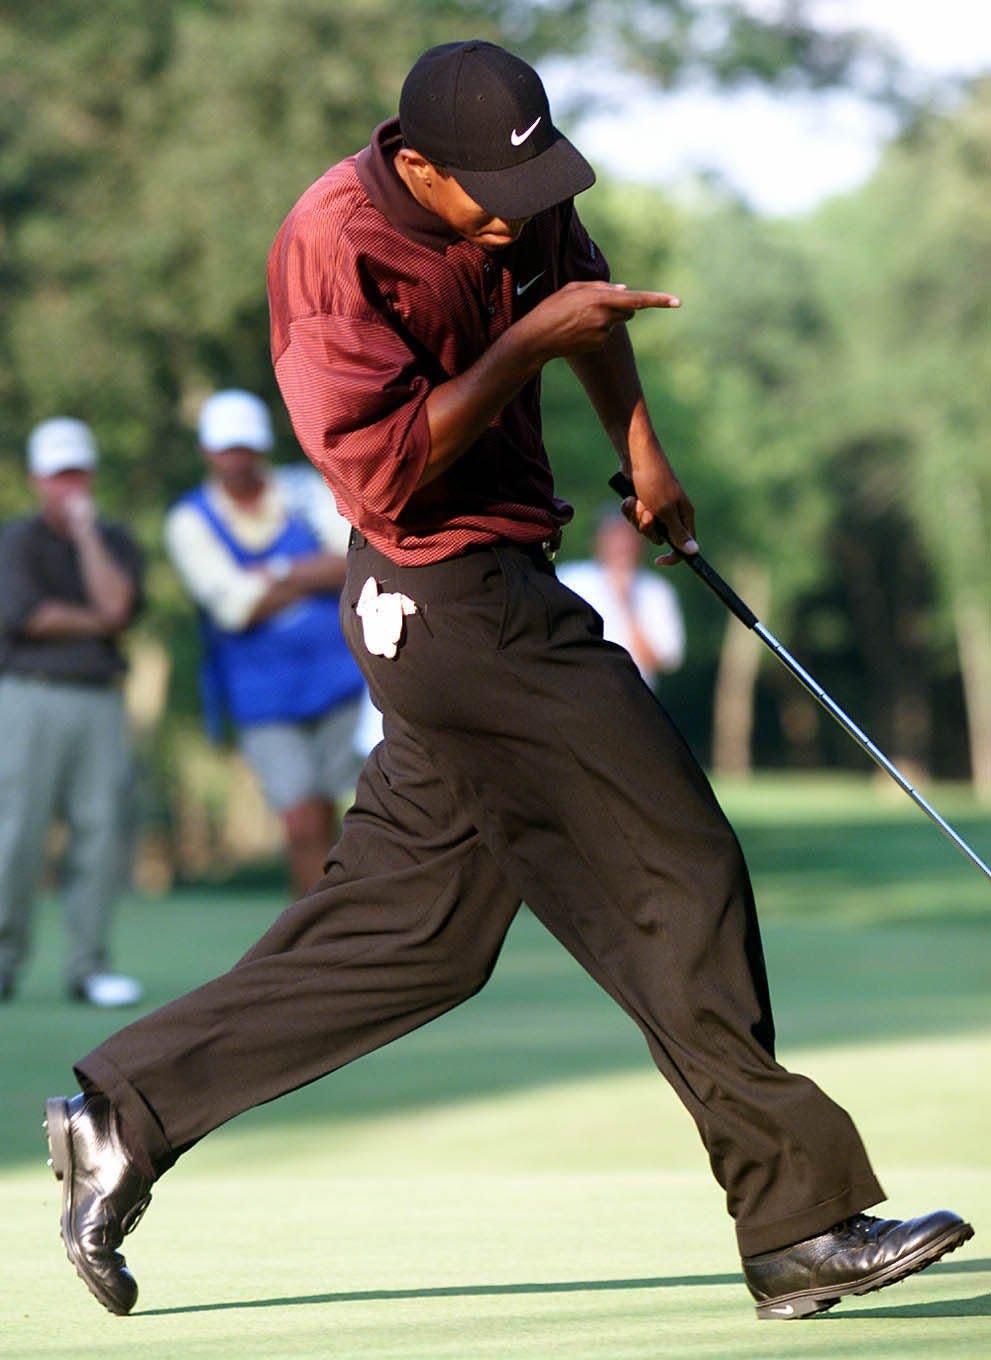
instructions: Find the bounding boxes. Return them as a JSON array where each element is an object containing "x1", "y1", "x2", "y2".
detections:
[{"x1": 2, "y1": 774, "x2": 988, "y2": 1359}]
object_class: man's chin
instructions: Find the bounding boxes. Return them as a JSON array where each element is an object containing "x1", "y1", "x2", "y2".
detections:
[{"x1": 474, "y1": 233, "x2": 518, "y2": 251}]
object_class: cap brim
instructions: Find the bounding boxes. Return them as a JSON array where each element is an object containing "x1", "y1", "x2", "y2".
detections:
[
  {"x1": 29, "y1": 455, "x2": 96, "y2": 477},
  {"x1": 452, "y1": 133, "x2": 596, "y2": 220}
]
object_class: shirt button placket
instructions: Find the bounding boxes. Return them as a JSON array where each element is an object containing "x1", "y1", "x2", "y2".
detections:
[{"x1": 482, "y1": 259, "x2": 499, "y2": 328}]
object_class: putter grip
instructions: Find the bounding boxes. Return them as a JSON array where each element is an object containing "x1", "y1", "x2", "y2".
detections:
[{"x1": 607, "y1": 471, "x2": 759, "y2": 630}]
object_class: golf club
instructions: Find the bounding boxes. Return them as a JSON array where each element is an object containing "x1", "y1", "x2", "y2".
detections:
[{"x1": 608, "y1": 470, "x2": 991, "y2": 883}]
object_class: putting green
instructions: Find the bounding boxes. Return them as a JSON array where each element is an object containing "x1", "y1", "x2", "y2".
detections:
[
  {"x1": 6, "y1": 1043, "x2": 988, "y2": 1359},
  {"x1": 1, "y1": 774, "x2": 988, "y2": 1358}
]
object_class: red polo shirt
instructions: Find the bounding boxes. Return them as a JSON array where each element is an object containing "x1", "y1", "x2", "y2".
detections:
[{"x1": 267, "y1": 118, "x2": 610, "y2": 565}]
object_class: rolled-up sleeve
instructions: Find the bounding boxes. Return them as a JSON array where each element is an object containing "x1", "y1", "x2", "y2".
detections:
[{"x1": 273, "y1": 311, "x2": 432, "y2": 527}]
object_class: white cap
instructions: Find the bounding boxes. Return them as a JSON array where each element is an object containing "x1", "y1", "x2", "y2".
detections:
[
  {"x1": 27, "y1": 418, "x2": 98, "y2": 477},
  {"x1": 198, "y1": 390, "x2": 273, "y2": 454}
]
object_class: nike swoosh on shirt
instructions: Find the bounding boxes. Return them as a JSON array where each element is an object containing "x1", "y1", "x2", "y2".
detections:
[
  {"x1": 515, "y1": 271, "x2": 545, "y2": 297},
  {"x1": 510, "y1": 117, "x2": 541, "y2": 146}
]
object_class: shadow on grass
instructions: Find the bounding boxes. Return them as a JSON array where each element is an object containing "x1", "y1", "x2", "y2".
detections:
[
  {"x1": 826, "y1": 1295, "x2": 990, "y2": 1318},
  {"x1": 140, "y1": 1256, "x2": 991, "y2": 1320},
  {"x1": 5, "y1": 797, "x2": 989, "y2": 1168},
  {"x1": 826, "y1": 1255, "x2": 990, "y2": 1318},
  {"x1": 138, "y1": 1272, "x2": 743, "y2": 1316},
  {"x1": 138, "y1": 1260, "x2": 990, "y2": 1318}
]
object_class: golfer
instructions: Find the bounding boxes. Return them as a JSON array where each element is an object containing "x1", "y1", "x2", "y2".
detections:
[{"x1": 47, "y1": 40, "x2": 971, "y2": 1321}]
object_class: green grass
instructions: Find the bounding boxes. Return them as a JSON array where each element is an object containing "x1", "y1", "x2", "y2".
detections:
[{"x1": 2, "y1": 773, "x2": 989, "y2": 1358}]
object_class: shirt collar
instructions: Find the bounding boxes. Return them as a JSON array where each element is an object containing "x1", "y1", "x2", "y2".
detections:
[{"x1": 355, "y1": 118, "x2": 461, "y2": 253}]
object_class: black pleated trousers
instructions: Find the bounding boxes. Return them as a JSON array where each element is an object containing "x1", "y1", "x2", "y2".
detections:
[{"x1": 77, "y1": 537, "x2": 883, "y2": 1256}]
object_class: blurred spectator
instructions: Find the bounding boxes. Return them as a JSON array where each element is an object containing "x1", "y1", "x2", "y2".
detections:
[
  {"x1": 558, "y1": 508, "x2": 685, "y2": 683},
  {"x1": 165, "y1": 390, "x2": 367, "y2": 894},
  {"x1": 0, "y1": 419, "x2": 144, "y2": 1007}
]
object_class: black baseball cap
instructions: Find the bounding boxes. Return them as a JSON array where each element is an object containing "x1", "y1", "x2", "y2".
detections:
[{"x1": 399, "y1": 40, "x2": 596, "y2": 220}]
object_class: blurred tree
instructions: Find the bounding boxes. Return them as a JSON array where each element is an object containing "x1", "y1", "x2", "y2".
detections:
[
  {"x1": 808, "y1": 78, "x2": 991, "y2": 793},
  {"x1": 660, "y1": 196, "x2": 836, "y2": 772}
]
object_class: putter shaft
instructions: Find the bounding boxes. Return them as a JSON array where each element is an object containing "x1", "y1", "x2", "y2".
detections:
[{"x1": 608, "y1": 471, "x2": 991, "y2": 883}]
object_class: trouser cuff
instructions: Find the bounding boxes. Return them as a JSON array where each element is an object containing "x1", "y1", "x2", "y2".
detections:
[
  {"x1": 74, "y1": 1050, "x2": 177, "y2": 1180},
  {"x1": 737, "y1": 1173, "x2": 886, "y2": 1257}
]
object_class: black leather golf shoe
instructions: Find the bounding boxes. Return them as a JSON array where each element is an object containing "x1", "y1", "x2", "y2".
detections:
[
  {"x1": 743, "y1": 1209, "x2": 974, "y2": 1319},
  {"x1": 45, "y1": 1093, "x2": 153, "y2": 1315}
]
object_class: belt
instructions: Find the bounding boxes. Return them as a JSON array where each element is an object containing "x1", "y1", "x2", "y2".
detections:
[{"x1": 348, "y1": 527, "x2": 558, "y2": 562}]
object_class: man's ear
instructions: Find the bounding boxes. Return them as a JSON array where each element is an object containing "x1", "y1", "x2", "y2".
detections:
[{"x1": 396, "y1": 146, "x2": 435, "y2": 187}]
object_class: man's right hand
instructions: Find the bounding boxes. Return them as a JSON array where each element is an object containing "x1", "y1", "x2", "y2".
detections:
[
  {"x1": 519, "y1": 281, "x2": 681, "y2": 361},
  {"x1": 62, "y1": 490, "x2": 98, "y2": 540}
]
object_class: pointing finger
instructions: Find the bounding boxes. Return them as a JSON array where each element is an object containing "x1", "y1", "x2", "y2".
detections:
[{"x1": 609, "y1": 289, "x2": 682, "y2": 310}]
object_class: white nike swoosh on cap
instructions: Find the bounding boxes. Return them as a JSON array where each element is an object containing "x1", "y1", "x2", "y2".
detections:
[
  {"x1": 515, "y1": 271, "x2": 545, "y2": 297},
  {"x1": 510, "y1": 117, "x2": 542, "y2": 146}
]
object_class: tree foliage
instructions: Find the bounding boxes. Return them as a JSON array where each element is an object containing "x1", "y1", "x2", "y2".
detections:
[{"x1": 804, "y1": 78, "x2": 991, "y2": 783}]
